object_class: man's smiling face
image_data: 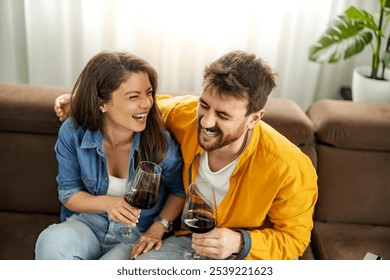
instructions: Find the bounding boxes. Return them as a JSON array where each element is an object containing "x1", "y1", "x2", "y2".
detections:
[{"x1": 196, "y1": 86, "x2": 254, "y2": 152}]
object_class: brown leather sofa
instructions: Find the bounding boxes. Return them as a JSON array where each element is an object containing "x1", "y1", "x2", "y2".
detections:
[
  {"x1": 0, "y1": 82, "x2": 389, "y2": 260},
  {"x1": 307, "y1": 100, "x2": 390, "y2": 260}
]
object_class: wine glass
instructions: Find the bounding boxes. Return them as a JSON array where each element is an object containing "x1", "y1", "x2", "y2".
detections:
[
  {"x1": 115, "y1": 161, "x2": 162, "y2": 244},
  {"x1": 181, "y1": 181, "x2": 217, "y2": 260}
]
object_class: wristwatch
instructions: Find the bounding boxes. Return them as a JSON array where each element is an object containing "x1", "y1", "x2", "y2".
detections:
[{"x1": 153, "y1": 216, "x2": 173, "y2": 233}]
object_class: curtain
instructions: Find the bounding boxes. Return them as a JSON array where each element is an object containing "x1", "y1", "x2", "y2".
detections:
[{"x1": 0, "y1": 0, "x2": 376, "y2": 110}]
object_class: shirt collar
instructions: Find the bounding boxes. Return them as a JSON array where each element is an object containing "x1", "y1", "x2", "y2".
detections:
[{"x1": 80, "y1": 129, "x2": 141, "y2": 151}]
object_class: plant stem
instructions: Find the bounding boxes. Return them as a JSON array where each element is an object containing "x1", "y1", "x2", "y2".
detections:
[
  {"x1": 381, "y1": 37, "x2": 390, "y2": 78},
  {"x1": 372, "y1": 4, "x2": 385, "y2": 79}
]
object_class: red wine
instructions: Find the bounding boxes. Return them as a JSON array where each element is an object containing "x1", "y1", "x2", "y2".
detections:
[
  {"x1": 125, "y1": 190, "x2": 157, "y2": 209},
  {"x1": 182, "y1": 211, "x2": 216, "y2": 233}
]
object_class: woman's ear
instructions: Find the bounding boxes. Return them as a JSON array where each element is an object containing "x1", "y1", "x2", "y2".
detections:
[
  {"x1": 99, "y1": 105, "x2": 107, "y2": 113},
  {"x1": 247, "y1": 109, "x2": 265, "y2": 129}
]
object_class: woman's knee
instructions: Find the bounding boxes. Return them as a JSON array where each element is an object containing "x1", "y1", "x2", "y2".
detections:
[
  {"x1": 35, "y1": 223, "x2": 66, "y2": 259},
  {"x1": 35, "y1": 221, "x2": 100, "y2": 260}
]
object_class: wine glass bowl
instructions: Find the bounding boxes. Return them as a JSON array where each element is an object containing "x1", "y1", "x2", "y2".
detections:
[
  {"x1": 182, "y1": 210, "x2": 216, "y2": 234},
  {"x1": 181, "y1": 181, "x2": 216, "y2": 259},
  {"x1": 115, "y1": 161, "x2": 162, "y2": 244}
]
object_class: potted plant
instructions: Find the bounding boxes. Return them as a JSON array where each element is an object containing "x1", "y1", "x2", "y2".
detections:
[{"x1": 309, "y1": 0, "x2": 390, "y2": 103}]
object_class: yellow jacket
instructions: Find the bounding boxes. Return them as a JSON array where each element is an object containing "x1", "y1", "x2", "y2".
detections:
[{"x1": 157, "y1": 95, "x2": 318, "y2": 260}]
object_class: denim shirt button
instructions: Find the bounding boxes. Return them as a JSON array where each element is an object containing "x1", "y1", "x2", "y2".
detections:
[{"x1": 104, "y1": 176, "x2": 108, "y2": 181}]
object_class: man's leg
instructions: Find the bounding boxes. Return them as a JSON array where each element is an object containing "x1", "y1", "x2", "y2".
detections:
[{"x1": 136, "y1": 235, "x2": 191, "y2": 260}]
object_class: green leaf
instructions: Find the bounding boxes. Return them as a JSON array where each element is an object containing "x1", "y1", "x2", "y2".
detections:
[
  {"x1": 382, "y1": 0, "x2": 390, "y2": 9},
  {"x1": 309, "y1": 15, "x2": 373, "y2": 63},
  {"x1": 345, "y1": 6, "x2": 379, "y2": 32}
]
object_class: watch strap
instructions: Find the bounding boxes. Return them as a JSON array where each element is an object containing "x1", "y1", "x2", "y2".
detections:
[{"x1": 153, "y1": 216, "x2": 173, "y2": 232}]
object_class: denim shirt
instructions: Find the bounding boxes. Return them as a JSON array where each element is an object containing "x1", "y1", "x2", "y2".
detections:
[{"x1": 55, "y1": 118, "x2": 185, "y2": 232}]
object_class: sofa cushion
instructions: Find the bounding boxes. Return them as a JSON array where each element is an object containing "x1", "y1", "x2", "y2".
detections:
[
  {"x1": 307, "y1": 99, "x2": 390, "y2": 151},
  {"x1": 315, "y1": 145, "x2": 390, "y2": 226},
  {"x1": 299, "y1": 243, "x2": 315, "y2": 260},
  {"x1": 0, "y1": 83, "x2": 70, "y2": 135},
  {"x1": 312, "y1": 221, "x2": 390, "y2": 260}
]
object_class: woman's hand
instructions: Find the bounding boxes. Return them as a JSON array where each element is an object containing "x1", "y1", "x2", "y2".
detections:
[
  {"x1": 130, "y1": 222, "x2": 165, "y2": 259},
  {"x1": 105, "y1": 196, "x2": 141, "y2": 226},
  {"x1": 64, "y1": 192, "x2": 141, "y2": 226}
]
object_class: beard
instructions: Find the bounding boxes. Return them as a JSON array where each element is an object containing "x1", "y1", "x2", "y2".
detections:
[{"x1": 197, "y1": 118, "x2": 247, "y2": 151}]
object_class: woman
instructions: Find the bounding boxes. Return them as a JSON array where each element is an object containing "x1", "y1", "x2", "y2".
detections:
[{"x1": 35, "y1": 51, "x2": 185, "y2": 260}]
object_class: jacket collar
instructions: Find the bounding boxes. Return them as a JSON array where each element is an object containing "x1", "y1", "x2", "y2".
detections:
[{"x1": 235, "y1": 125, "x2": 260, "y2": 167}]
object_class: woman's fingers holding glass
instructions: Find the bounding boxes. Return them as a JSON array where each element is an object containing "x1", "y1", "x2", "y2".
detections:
[
  {"x1": 121, "y1": 207, "x2": 141, "y2": 226},
  {"x1": 107, "y1": 197, "x2": 140, "y2": 225},
  {"x1": 122, "y1": 200, "x2": 141, "y2": 223},
  {"x1": 108, "y1": 209, "x2": 137, "y2": 226}
]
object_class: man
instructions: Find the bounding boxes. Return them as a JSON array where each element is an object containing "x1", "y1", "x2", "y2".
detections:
[{"x1": 55, "y1": 50, "x2": 318, "y2": 260}]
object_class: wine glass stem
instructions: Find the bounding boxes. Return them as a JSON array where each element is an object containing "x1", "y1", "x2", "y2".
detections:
[
  {"x1": 193, "y1": 252, "x2": 202, "y2": 259},
  {"x1": 124, "y1": 226, "x2": 132, "y2": 235}
]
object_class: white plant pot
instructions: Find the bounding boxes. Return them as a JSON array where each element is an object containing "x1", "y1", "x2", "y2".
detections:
[{"x1": 352, "y1": 66, "x2": 390, "y2": 103}]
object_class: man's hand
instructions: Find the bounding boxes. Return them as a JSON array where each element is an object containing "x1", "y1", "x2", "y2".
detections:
[
  {"x1": 54, "y1": 93, "x2": 71, "y2": 122},
  {"x1": 191, "y1": 228, "x2": 243, "y2": 259}
]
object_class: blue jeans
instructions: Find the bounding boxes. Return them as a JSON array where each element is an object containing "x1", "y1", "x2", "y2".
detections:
[
  {"x1": 35, "y1": 213, "x2": 133, "y2": 260},
  {"x1": 136, "y1": 235, "x2": 192, "y2": 260}
]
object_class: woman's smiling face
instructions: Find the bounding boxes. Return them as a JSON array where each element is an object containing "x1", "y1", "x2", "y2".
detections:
[{"x1": 103, "y1": 72, "x2": 153, "y2": 133}]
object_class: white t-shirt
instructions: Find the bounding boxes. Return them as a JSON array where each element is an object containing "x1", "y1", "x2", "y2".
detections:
[
  {"x1": 195, "y1": 152, "x2": 238, "y2": 207},
  {"x1": 106, "y1": 175, "x2": 126, "y2": 197},
  {"x1": 195, "y1": 131, "x2": 252, "y2": 206}
]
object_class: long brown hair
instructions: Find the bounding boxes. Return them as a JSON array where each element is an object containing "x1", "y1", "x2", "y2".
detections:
[{"x1": 70, "y1": 51, "x2": 167, "y2": 163}]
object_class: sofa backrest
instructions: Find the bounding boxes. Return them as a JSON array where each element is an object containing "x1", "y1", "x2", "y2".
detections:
[
  {"x1": 307, "y1": 100, "x2": 390, "y2": 226},
  {"x1": 0, "y1": 83, "x2": 70, "y2": 214},
  {"x1": 0, "y1": 84, "x2": 316, "y2": 216}
]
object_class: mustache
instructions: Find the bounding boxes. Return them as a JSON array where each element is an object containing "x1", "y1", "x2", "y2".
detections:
[{"x1": 197, "y1": 120, "x2": 221, "y2": 134}]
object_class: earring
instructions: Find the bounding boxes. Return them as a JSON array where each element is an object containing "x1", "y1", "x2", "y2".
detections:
[{"x1": 100, "y1": 107, "x2": 107, "y2": 113}]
